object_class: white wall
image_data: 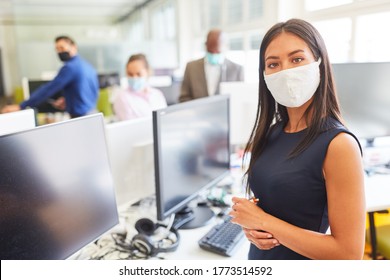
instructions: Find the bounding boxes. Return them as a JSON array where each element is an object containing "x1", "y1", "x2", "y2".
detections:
[
  {"x1": 15, "y1": 24, "x2": 126, "y2": 79},
  {"x1": 1, "y1": 23, "x2": 128, "y2": 96}
]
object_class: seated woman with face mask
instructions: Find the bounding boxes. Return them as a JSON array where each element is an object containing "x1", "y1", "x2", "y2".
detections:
[{"x1": 113, "y1": 53, "x2": 167, "y2": 121}]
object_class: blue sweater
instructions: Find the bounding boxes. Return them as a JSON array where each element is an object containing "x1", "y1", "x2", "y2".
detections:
[{"x1": 21, "y1": 55, "x2": 99, "y2": 116}]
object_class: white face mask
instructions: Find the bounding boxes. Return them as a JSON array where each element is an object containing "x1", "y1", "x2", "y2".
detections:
[{"x1": 264, "y1": 58, "x2": 321, "y2": 108}]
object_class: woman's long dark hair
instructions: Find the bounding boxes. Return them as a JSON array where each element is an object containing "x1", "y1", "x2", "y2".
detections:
[{"x1": 244, "y1": 18, "x2": 343, "y2": 189}]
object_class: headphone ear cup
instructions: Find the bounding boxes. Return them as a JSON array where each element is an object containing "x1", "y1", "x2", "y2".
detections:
[
  {"x1": 155, "y1": 227, "x2": 180, "y2": 253},
  {"x1": 135, "y1": 218, "x2": 157, "y2": 236},
  {"x1": 131, "y1": 221, "x2": 181, "y2": 257},
  {"x1": 131, "y1": 233, "x2": 157, "y2": 256}
]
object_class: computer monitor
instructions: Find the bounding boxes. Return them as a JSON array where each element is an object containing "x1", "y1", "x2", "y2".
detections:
[
  {"x1": 98, "y1": 73, "x2": 121, "y2": 89},
  {"x1": 0, "y1": 109, "x2": 36, "y2": 136},
  {"x1": 219, "y1": 82, "x2": 258, "y2": 147},
  {"x1": 150, "y1": 75, "x2": 181, "y2": 105},
  {"x1": 332, "y1": 62, "x2": 390, "y2": 140},
  {"x1": 105, "y1": 117, "x2": 155, "y2": 209},
  {"x1": 153, "y1": 95, "x2": 230, "y2": 229},
  {"x1": 22, "y1": 77, "x2": 64, "y2": 113},
  {"x1": 0, "y1": 114, "x2": 119, "y2": 259}
]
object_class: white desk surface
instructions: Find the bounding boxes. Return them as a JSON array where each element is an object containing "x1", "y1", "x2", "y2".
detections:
[
  {"x1": 364, "y1": 174, "x2": 390, "y2": 212},
  {"x1": 169, "y1": 173, "x2": 390, "y2": 260},
  {"x1": 120, "y1": 201, "x2": 251, "y2": 260},
  {"x1": 155, "y1": 173, "x2": 390, "y2": 260},
  {"x1": 74, "y1": 174, "x2": 389, "y2": 260},
  {"x1": 165, "y1": 217, "x2": 250, "y2": 260}
]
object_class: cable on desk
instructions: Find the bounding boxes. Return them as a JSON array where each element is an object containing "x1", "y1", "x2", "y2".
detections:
[{"x1": 113, "y1": 233, "x2": 166, "y2": 260}]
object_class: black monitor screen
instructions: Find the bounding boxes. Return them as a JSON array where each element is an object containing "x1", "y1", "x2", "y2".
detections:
[
  {"x1": 98, "y1": 73, "x2": 120, "y2": 89},
  {"x1": 153, "y1": 95, "x2": 230, "y2": 227},
  {"x1": 0, "y1": 114, "x2": 119, "y2": 259},
  {"x1": 28, "y1": 80, "x2": 64, "y2": 113},
  {"x1": 332, "y1": 62, "x2": 390, "y2": 139}
]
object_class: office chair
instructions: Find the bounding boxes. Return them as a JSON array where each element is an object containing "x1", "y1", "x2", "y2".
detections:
[
  {"x1": 96, "y1": 88, "x2": 113, "y2": 117},
  {"x1": 366, "y1": 209, "x2": 390, "y2": 259},
  {"x1": 376, "y1": 224, "x2": 390, "y2": 259},
  {"x1": 14, "y1": 86, "x2": 25, "y2": 104}
]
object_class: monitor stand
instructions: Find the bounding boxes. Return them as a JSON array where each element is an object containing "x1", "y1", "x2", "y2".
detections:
[{"x1": 174, "y1": 206, "x2": 215, "y2": 230}]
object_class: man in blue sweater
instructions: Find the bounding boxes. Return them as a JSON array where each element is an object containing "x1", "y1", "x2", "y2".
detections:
[{"x1": 2, "y1": 36, "x2": 99, "y2": 118}]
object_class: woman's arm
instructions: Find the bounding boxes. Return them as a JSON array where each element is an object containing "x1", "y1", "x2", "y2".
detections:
[{"x1": 231, "y1": 132, "x2": 366, "y2": 259}]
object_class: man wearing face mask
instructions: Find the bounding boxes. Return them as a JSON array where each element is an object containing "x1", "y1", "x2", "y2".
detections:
[
  {"x1": 179, "y1": 29, "x2": 244, "y2": 102},
  {"x1": 1, "y1": 35, "x2": 99, "y2": 118}
]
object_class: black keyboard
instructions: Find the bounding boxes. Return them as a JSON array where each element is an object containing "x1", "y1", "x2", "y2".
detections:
[{"x1": 198, "y1": 216, "x2": 245, "y2": 257}]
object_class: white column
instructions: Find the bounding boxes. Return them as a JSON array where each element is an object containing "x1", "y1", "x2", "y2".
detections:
[
  {"x1": 0, "y1": 25, "x2": 20, "y2": 97},
  {"x1": 175, "y1": 0, "x2": 195, "y2": 74}
]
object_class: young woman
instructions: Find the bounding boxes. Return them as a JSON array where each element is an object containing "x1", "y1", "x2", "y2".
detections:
[
  {"x1": 113, "y1": 53, "x2": 167, "y2": 121},
  {"x1": 229, "y1": 19, "x2": 366, "y2": 260}
]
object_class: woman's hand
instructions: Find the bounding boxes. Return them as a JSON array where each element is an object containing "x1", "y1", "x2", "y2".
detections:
[
  {"x1": 230, "y1": 196, "x2": 280, "y2": 249},
  {"x1": 229, "y1": 196, "x2": 265, "y2": 229},
  {"x1": 243, "y1": 228, "x2": 280, "y2": 250}
]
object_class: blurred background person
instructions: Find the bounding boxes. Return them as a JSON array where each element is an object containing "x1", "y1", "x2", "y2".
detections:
[
  {"x1": 113, "y1": 53, "x2": 167, "y2": 121},
  {"x1": 179, "y1": 29, "x2": 244, "y2": 102},
  {"x1": 1, "y1": 35, "x2": 99, "y2": 119}
]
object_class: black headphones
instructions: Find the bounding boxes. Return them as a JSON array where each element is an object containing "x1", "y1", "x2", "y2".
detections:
[{"x1": 130, "y1": 218, "x2": 180, "y2": 257}]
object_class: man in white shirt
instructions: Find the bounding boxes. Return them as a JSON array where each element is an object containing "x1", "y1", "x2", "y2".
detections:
[{"x1": 179, "y1": 29, "x2": 244, "y2": 102}]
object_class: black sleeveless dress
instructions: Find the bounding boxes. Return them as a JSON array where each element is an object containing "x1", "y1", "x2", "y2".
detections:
[{"x1": 248, "y1": 118, "x2": 360, "y2": 260}]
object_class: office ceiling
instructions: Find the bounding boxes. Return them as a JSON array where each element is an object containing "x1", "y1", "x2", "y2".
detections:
[{"x1": 0, "y1": 0, "x2": 153, "y2": 25}]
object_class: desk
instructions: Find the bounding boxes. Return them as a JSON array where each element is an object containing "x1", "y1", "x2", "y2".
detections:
[
  {"x1": 73, "y1": 174, "x2": 389, "y2": 260},
  {"x1": 364, "y1": 174, "x2": 390, "y2": 259},
  {"x1": 169, "y1": 174, "x2": 390, "y2": 260},
  {"x1": 71, "y1": 196, "x2": 250, "y2": 260},
  {"x1": 165, "y1": 217, "x2": 250, "y2": 260}
]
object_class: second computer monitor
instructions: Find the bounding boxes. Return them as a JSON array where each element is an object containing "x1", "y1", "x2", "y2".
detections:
[
  {"x1": 153, "y1": 95, "x2": 230, "y2": 228},
  {"x1": 22, "y1": 78, "x2": 64, "y2": 113},
  {"x1": 105, "y1": 117, "x2": 155, "y2": 209},
  {"x1": 332, "y1": 62, "x2": 390, "y2": 139}
]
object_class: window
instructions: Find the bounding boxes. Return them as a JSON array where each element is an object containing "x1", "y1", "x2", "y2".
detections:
[
  {"x1": 249, "y1": 0, "x2": 264, "y2": 20},
  {"x1": 250, "y1": 34, "x2": 262, "y2": 50},
  {"x1": 225, "y1": 34, "x2": 264, "y2": 82},
  {"x1": 229, "y1": 37, "x2": 244, "y2": 51},
  {"x1": 312, "y1": 18, "x2": 352, "y2": 63},
  {"x1": 245, "y1": 33, "x2": 264, "y2": 82},
  {"x1": 226, "y1": 36, "x2": 244, "y2": 72},
  {"x1": 151, "y1": 3, "x2": 176, "y2": 40},
  {"x1": 305, "y1": 0, "x2": 353, "y2": 11},
  {"x1": 355, "y1": 12, "x2": 390, "y2": 62},
  {"x1": 209, "y1": 0, "x2": 221, "y2": 27},
  {"x1": 128, "y1": 17, "x2": 144, "y2": 43},
  {"x1": 228, "y1": 0, "x2": 243, "y2": 24}
]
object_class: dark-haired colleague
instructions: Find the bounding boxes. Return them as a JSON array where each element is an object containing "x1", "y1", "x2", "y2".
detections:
[
  {"x1": 179, "y1": 29, "x2": 244, "y2": 102},
  {"x1": 229, "y1": 19, "x2": 365, "y2": 260},
  {"x1": 1, "y1": 36, "x2": 99, "y2": 118}
]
